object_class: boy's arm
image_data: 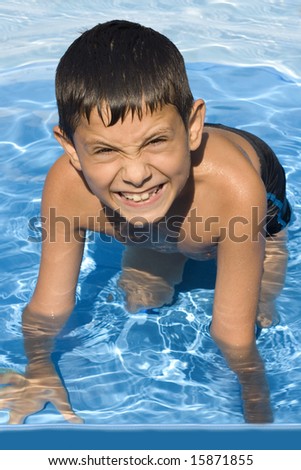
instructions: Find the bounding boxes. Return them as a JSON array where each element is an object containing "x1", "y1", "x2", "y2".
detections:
[
  {"x1": 0, "y1": 156, "x2": 86, "y2": 423},
  {"x1": 210, "y1": 178, "x2": 273, "y2": 423},
  {"x1": 29, "y1": 155, "x2": 86, "y2": 317}
]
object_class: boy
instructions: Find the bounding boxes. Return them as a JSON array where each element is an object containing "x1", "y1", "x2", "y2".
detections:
[{"x1": 0, "y1": 20, "x2": 291, "y2": 424}]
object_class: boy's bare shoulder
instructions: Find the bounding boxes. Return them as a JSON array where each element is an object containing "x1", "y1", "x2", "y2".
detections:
[
  {"x1": 44, "y1": 153, "x2": 92, "y2": 203},
  {"x1": 201, "y1": 126, "x2": 262, "y2": 178},
  {"x1": 193, "y1": 128, "x2": 266, "y2": 217},
  {"x1": 42, "y1": 154, "x2": 104, "y2": 228}
]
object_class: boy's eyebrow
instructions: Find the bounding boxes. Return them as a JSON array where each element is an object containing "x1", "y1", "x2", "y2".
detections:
[
  {"x1": 85, "y1": 128, "x2": 174, "y2": 148},
  {"x1": 85, "y1": 139, "x2": 118, "y2": 150},
  {"x1": 143, "y1": 128, "x2": 174, "y2": 141}
]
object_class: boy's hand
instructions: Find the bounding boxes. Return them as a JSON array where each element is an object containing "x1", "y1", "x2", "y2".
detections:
[
  {"x1": 118, "y1": 268, "x2": 175, "y2": 313},
  {"x1": 119, "y1": 247, "x2": 186, "y2": 314},
  {"x1": 242, "y1": 385, "x2": 273, "y2": 423},
  {"x1": 0, "y1": 364, "x2": 83, "y2": 425}
]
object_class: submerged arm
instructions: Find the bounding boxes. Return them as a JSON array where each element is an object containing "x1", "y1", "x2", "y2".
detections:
[
  {"x1": 211, "y1": 181, "x2": 272, "y2": 423},
  {"x1": 211, "y1": 245, "x2": 273, "y2": 423},
  {"x1": 0, "y1": 157, "x2": 86, "y2": 424},
  {"x1": 19, "y1": 305, "x2": 83, "y2": 424},
  {"x1": 211, "y1": 333, "x2": 273, "y2": 423}
]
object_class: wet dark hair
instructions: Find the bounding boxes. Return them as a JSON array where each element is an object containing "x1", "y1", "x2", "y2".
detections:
[{"x1": 55, "y1": 20, "x2": 194, "y2": 141}]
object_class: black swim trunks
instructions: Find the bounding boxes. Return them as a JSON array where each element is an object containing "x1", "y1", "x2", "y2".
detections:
[{"x1": 205, "y1": 123, "x2": 291, "y2": 236}]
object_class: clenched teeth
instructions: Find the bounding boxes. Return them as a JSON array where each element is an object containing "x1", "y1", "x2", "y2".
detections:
[
  {"x1": 124, "y1": 191, "x2": 150, "y2": 202},
  {"x1": 120, "y1": 185, "x2": 161, "y2": 202}
]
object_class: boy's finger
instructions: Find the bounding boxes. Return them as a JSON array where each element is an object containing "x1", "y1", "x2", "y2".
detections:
[
  {"x1": 52, "y1": 396, "x2": 84, "y2": 423},
  {"x1": 126, "y1": 300, "x2": 143, "y2": 314},
  {"x1": 60, "y1": 407, "x2": 84, "y2": 424},
  {"x1": 0, "y1": 372, "x2": 25, "y2": 386},
  {"x1": 8, "y1": 411, "x2": 25, "y2": 425},
  {"x1": 64, "y1": 412, "x2": 84, "y2": 424},
  {"x1": 0, "y1": 397, "x2": 10, "y2": 408},
  {"x1": 0, "y1": 388, "x2": 10, "y2": 399}
]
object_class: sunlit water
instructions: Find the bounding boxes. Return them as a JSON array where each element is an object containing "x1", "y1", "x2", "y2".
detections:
[{"x1": 0, "y1": 0, "x2": 301, "y2": 425}]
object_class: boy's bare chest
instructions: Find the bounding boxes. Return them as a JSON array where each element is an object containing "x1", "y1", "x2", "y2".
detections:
[{"x1": 96, "y1": 208, "x2": 219, "y2": 260}]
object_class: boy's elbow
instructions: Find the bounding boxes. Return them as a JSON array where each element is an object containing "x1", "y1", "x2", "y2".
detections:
[
  {"x1": 25, "y1": 297, "x2": 75, "y2": 320},
  {"x1": 210, "y1": 321, "x2": 255, "y2": 351}
]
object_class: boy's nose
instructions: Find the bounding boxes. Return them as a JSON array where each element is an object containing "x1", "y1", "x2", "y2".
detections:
[{"x1": 121, "y1": 161, "x2": 152, "y2": 187}]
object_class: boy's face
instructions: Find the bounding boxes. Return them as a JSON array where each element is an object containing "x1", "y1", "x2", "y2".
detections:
[{"x1": 59, "y1": 102, "x2": 204, "y2": 224}]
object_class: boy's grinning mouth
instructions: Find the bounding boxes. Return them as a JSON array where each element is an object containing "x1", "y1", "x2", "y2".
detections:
[{"x1": 118, "y1": 184, "x2": 163, "y2": 203}]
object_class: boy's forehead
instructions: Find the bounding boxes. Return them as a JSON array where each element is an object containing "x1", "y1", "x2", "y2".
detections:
[{"x1": 75, "y1": 104, "x2": 183, "y2": 142}]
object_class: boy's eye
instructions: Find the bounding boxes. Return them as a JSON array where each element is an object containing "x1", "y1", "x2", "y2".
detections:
[
  {"x1": 94, "y1": 147, "x2": 115, "y2": 155},
  {"x1": 148, "y1": 137, "x2": 167, "y2": 146}
]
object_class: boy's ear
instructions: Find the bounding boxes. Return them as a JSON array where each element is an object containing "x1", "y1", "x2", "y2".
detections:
[
  {"x1": 53, "y1": 125, "x2": 82, "y2": 171},
  {"x1": 188, "y1": 99, "x2": 206, "y2": 151}
]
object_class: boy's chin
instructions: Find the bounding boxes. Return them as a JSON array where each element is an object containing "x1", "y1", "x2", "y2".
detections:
[
  {"x1": 102, "y1": 200, "x2": 166, "y2": 225},
  {"x1": 119, "y1": 209, "x2": 167, "y2": 226}
]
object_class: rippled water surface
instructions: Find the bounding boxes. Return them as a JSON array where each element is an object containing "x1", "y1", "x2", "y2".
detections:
[{"x1": 0, "y1": 0, "x2": 301, "y2": 425}]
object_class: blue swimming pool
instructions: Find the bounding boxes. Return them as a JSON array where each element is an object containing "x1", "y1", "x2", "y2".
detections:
[{"x1": 0, "y1": 0, "x2": 301, "y2": 428}]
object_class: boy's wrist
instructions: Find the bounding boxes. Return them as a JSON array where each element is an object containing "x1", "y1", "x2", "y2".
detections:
[{"x1": 26, "y1": 358, "x2": 55, "y2": 377}]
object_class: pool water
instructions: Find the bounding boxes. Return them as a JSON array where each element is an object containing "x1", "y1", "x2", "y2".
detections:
[{"x1": 0, "y1": 0, "x2": 301, "y2": 426}]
